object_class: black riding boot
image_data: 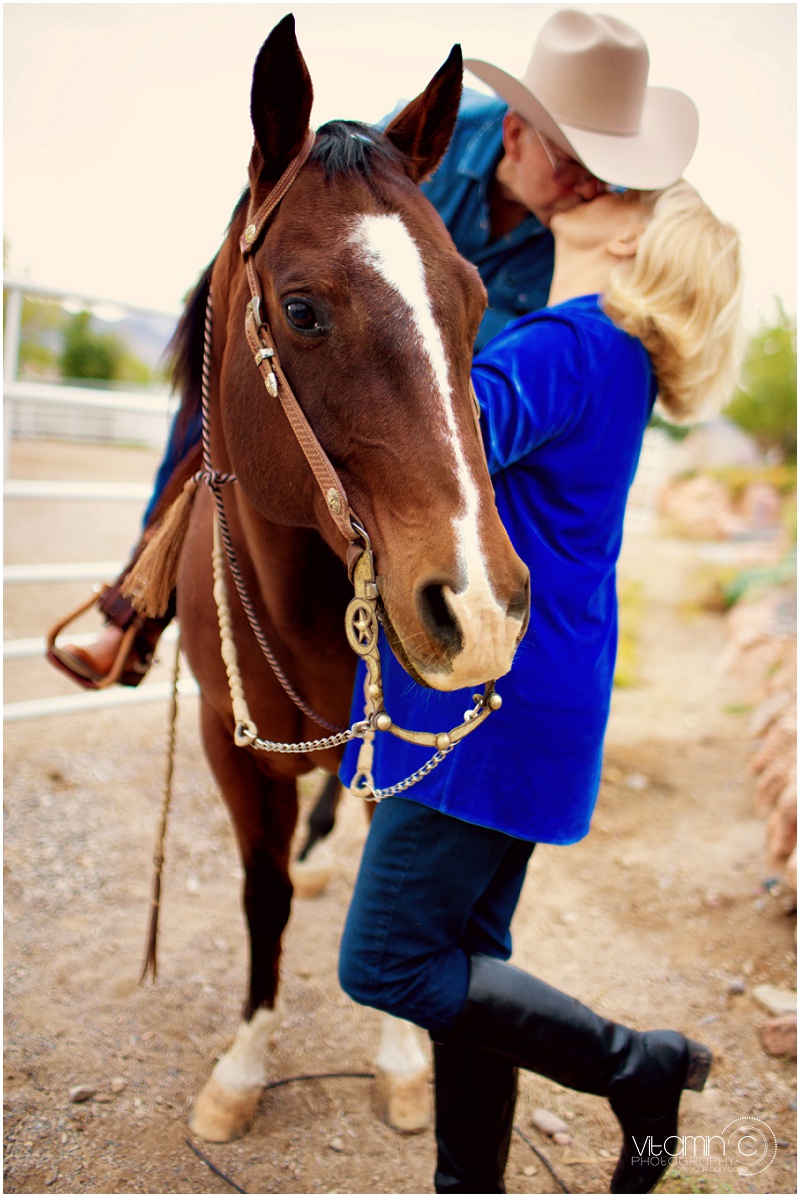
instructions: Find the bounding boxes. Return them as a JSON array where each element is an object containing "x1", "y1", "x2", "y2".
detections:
[
  {"x1": 436, "y1": 955, "x2": 711, "y2": 1195},
  {"x1": 432, "y1": 1040, "x2": 518, "y2": 1194}
]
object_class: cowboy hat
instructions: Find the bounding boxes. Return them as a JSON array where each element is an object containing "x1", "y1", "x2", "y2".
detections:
[{"x1": 464, "y1": 9, "x2": 698, "y2": 190}]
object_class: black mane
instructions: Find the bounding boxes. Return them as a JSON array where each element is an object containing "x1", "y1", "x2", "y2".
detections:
[
  {"x1": 163, "y1": 192, "x2": 248, "y2": 439},
  {"x1": 163, "y1": 257, "x2": 214, "y2": 448}
]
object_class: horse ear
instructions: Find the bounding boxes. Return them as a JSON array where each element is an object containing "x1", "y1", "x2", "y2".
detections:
[
  {"x1": 249, "y1": 14, "x2": 314, "y2": 184},
  {"x1": 382, "y1": 45, "x2": 463, "y2": 183}
]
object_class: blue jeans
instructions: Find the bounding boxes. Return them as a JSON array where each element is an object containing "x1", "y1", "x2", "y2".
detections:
[
  {"x1": 142, "y1": 406, "x2": 204, "y2": 528},
  {"x1": 338, "y1": 797, "x2": 535, "y2": 1034}
]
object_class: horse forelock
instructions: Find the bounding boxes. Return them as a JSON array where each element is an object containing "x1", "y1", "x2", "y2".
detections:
[{"x1": 310, "y1": 120, "x2": 404, "y2": 180}]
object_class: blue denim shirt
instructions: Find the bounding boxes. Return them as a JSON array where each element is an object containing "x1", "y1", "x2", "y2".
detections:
[{"x1": 382, "y1": 90, "x2": 555, "y2": 349}]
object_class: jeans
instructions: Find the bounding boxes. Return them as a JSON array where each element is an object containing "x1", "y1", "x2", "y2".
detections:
[
  {"x1": 338, "y1": 797, "x2": 535, "y2": 1034},
  {"x1": 142, "y1": 406, "x2": 204, "y2": 528}
]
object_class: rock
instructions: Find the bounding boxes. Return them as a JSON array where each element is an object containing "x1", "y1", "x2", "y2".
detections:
[
  {"x1": 553, "y1": 1132, "x2": 572, "y2": 1146},
  {"x1": 752, "y1": 984, "x2": 797, "y2": 1016},
  {"x1": 68, "y1": 1085, "x2": 96, "y2": 1103},
  {"x1": 328, "y1": 1137, "x2": 345, "y2": 1153},
  {"x1": 625, "y1": 772, "x2": 649, "y2": 791},
  {"x1": 659, "y1": 474, "x2": 736, "y2": 540},
  {"x1": 727, "y1": 978, "x2": 746, "y2": 995},
  {"x1": 45, "y1": 1168, "x2": 59, "y2": 1186},
  {"x1": 760, "y1": 1015, "x2": 797, "y2": 1058},
  {"x1": 110, "y1": 1077, "x2": 126, "y2": 1094},
  {"x1": 531, "y1": 1108, "x2": 569, "y2": 1137}
]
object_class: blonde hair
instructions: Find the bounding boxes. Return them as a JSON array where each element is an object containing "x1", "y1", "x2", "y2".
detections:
[{"x1": 603, "y1": 180, "x2": 744, "y2": 422}]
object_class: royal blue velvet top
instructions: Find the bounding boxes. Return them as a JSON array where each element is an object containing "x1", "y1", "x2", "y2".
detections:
[{"x1": 340, "y1": 295, "x2": 657, "y2": 844}]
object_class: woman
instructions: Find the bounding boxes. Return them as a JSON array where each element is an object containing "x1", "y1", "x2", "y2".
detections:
[{"x1": 338, "y1": 180, "x2": 743, "y2": 1195}]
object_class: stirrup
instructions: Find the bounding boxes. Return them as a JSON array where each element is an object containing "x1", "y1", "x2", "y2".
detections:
[{"x1": 46, "y1": 589, "x2": 143, "y2": 690}]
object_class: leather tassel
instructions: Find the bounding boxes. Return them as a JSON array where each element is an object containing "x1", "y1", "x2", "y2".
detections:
[{"x1": 122, "y1": 478, "x2": 199, "y2": 618}]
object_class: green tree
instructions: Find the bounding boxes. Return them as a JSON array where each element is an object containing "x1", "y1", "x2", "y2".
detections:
[
  {"x1": 17, "y1": 297, "x2": 66, "y2": 377},
  {"x1": 726, "y1": 301, "x2": 797, "y2": 460},
  {"x1": 59, "y1": 309, "x2": 155, "y2": 384},
  {"x1": 60, "y1": 309, "x2": 124, "y2": 380}
]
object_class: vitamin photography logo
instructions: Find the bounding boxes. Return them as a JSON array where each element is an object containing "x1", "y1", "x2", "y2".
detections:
[{"x1": 630, "y1": 1115, "x2": 778, "y2": 1178}]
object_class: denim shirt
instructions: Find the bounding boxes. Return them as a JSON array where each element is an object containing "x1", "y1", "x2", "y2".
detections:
[{"x1": 381, "y1": 90, "x2": 555, "y2": 349}]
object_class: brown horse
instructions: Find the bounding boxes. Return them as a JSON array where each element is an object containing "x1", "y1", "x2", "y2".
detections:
[{"x1": 156, "y1": 15, "x2": 529, "y2": 1143}]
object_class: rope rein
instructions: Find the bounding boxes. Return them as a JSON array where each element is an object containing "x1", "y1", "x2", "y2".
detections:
[{"x1": 195, "y1": 291, "x2": 346, "y2": 735}]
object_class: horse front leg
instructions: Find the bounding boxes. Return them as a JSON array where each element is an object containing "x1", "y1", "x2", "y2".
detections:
[{"x1": 190, "y1": 699, "x2": 297, "y2": 1143}]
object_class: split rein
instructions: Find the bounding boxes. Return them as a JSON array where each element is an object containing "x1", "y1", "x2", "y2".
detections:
[{"x1": 184, "y1": 128, "x2": 502, "y2": 800}]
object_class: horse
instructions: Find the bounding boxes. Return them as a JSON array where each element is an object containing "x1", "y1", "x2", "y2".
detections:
[{"x1": 132, "y1": 14, "x2": 530, "y2": 1145}]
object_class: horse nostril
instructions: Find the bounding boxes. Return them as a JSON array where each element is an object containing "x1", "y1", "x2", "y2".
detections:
[
  {"x1": 418, "y1": 584, "x2": 464, "y2": 654},
  {"x1": 508, "y1": 573, "x2": 531, "y2": 625}
]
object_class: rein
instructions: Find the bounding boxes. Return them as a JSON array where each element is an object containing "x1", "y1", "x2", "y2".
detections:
[{"x1": 197, "y1": 128, "x2": 503, "y2": 798}]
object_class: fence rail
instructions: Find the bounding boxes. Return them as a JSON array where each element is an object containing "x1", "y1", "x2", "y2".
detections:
[
  {"x1": 3, "y1": 275, "x2": 178, "y2": 471},
  {"x1": 4, "y1": 561, "x2": 122, "y2": 586},
  {"x1": 5, "y1": 480, "x2": 152, "y2": 501},
  {"x1": 4, "y1": 275, "x2": 182, "y2": 721},
  {"x1": 3, "y1": 677, "x2": 199, "y2": 724}
]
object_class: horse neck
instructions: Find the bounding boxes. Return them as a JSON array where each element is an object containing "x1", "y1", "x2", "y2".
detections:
[{"x1": 224, "y1": 487, "x2": 352, "y2": 643}]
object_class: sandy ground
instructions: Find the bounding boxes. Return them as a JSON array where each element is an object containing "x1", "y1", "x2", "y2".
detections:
[{"x1": 4, "y1": 440, "x2": 797, "y2": 1195}]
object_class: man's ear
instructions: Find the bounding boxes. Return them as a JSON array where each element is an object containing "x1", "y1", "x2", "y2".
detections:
[
  {"x1": 608, "y1": 225, "x2": 645, "y2": 258},
  {"x1": 501, "y1": 111, "x2": 529, "y2": 163}
]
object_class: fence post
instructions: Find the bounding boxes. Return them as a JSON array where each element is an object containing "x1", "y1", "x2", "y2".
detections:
[{"x1": 3, "y1": 282, "x2": 23, "y2": 476}]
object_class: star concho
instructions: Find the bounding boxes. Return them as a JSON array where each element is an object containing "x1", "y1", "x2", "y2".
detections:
[{"x1": 345, "y1": 598, "x2": 379, "y2": 657}]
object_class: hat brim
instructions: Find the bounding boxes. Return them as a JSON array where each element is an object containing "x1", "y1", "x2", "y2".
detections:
[{"x1": 464, "y1": 59, "x2": 699, "y2": 191}]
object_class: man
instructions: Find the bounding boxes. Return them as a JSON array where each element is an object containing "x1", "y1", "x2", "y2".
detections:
[
  {"x1": 417, "y1": 6, "x2": 697, "y2": 346},
  {"x1": 47, "y1": 7, "x2": 698, "y2": 688}
]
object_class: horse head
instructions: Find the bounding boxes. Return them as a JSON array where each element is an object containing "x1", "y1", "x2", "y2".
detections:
[{"x1": 211, "y1": 14, "x2": 530, "y2": 692}]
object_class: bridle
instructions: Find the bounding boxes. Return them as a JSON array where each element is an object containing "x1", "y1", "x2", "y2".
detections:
[{"x1": 198, "y1": 128, "x2": 503, "y2": 799}]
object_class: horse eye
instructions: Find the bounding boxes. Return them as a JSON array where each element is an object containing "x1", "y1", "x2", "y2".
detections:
[{"x1": 284, "y1": 299, "x2": 323, "y2": 335}]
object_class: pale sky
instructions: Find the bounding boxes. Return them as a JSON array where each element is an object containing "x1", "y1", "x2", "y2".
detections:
[{"x1": 4, "y1": 3, "x2": 796, "y2": 332}]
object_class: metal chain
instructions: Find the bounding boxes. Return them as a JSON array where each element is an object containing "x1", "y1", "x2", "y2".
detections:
[
  {"x1": 357, "y1": 743, "x2": 458, "y2": 801},
  {"x1": 238, "y1": 727, "x2": 361, "y2": 755},
  {"x1": 212, "y1": 507, "x2": 368, "y2": 755}
]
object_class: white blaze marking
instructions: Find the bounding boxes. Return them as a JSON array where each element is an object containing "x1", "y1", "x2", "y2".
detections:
[{"x1": 350, "y1": 213, "x2": 507, "y2": 662}]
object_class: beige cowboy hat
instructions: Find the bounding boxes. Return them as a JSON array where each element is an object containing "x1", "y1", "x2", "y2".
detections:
[{"x1": 465, "y1": 9, "x2": 698, "y2": 190}]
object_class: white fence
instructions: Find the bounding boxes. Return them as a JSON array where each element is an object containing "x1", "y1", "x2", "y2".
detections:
[
  {"x1": 3, "y1": 275, "x2": 198, "y2": 721},
  {"x1": 3, "y1": 275, "x2": 179, "y2": 473}
]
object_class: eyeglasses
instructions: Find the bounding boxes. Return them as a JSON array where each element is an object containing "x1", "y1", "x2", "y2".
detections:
[{"x1": 535, "y1": 130, "x2": 627, "y2": 195}]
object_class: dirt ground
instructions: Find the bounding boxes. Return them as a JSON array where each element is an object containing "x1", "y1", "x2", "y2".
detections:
[{"x1": 4, "y1": 440, "x2": 797, "y2": 1195}]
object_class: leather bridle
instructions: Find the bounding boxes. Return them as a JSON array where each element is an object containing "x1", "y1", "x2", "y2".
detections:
[{"x1": 199, "y1": 128, "x2": 503, "y2": 798}]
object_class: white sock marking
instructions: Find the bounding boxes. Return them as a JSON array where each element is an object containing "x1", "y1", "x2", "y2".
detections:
[{"x1": 210, "y1": 1003, "x2": 283, "y2": 1093}]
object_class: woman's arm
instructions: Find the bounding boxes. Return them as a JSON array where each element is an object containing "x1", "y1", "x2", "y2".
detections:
[{"x1": 472, "y1": 313, "x2": 585, "y2": 475}]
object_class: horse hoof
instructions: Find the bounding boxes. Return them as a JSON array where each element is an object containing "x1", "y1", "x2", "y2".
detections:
[
  {"x1": 189, "y1": 1076, "x2": 261, "y2": 1143},
  {"x1": 290, "y1": 840, "x2": 334, "y2": 899},
  {"x1": 373, "y1": 1066, "x2": 431, "y2": 1134}
]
